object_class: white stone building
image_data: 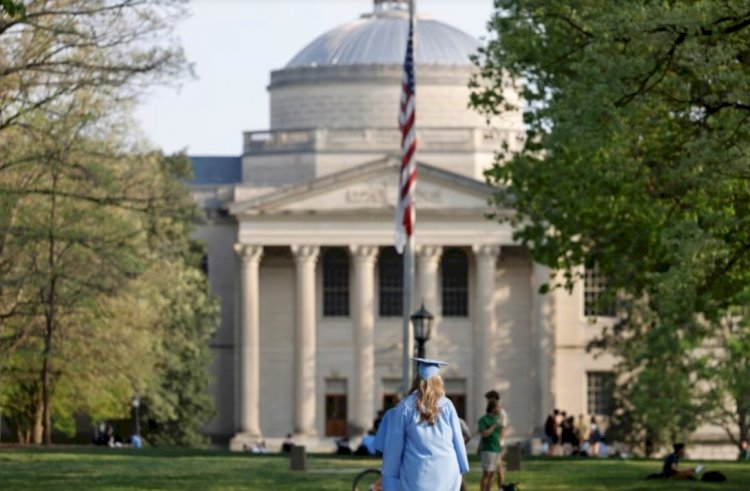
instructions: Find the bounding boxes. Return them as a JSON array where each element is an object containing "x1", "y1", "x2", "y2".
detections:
[{"x1": 190, "y1": 1, "x2": 620, "y2": 450}]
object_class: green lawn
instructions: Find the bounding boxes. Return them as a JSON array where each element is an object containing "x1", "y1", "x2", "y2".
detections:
[{"x1": 0, "y1": 447, "x2": 748, "y2": 490}]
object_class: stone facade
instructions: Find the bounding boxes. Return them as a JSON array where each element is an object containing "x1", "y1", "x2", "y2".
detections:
[
  {"x1": 268, "y1": 65, "x2": 521, "y2": 131},
  {"x1": 196, "y1": 155, "x2": 621, "y2": 448}
]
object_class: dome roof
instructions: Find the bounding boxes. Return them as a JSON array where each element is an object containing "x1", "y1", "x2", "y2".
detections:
[{"x1": 285, "y1": 10, "x2": 480, "y2": 68}]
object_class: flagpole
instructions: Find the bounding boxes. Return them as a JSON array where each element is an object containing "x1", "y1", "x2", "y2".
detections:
[
  {"x1": 401, "y1": 236, "x2": 414, "y2": 398},
  {"x1": 400, "y1": 0, "x2": 416, "y2": 399}
]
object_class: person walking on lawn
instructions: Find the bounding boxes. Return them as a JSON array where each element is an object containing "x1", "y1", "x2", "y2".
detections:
[
  {"x1": 478, "y1": 399, "x2": 506, "y2": 491},
  {"x1": 380, "y1": 358, "x2": 469, "y2": 491}
]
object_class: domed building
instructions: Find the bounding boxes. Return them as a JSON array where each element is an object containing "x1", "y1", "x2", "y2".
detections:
[{"x1": 190, "y1": 0, "x2": 618, "y2": 451}]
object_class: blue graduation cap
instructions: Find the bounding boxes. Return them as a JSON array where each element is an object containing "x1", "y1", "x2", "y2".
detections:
[{"x1": 411, "y1": 357, "x2": 449, "y2": 380}]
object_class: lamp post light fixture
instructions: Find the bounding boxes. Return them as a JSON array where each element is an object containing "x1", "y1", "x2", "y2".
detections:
[
  {"x1": 131, "y1": 394, "x2": 141, "y2": 436},
  {"x1": 411, "y1": 303, "x2": 434, "y2": 359}
]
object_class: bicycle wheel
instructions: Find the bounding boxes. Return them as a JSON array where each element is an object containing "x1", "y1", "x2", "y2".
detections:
[{"x1": 351, "y1": 468, "x2": 382, "y2": 491}]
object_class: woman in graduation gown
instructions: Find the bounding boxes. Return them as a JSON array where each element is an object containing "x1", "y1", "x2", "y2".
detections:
[{"x1": 381, "y1": 358, "x2": 470, "y2": 491}]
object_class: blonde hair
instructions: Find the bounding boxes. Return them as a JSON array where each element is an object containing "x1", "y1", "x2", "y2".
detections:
[{"x1": 409, "y1": 375, "x2": 445, "y2": 425}]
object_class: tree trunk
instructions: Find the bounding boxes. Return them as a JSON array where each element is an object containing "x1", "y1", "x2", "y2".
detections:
[
  {"x1": 41, "y1": 171, "x2": 58, "y2": 446},
  {"x1": 32, "y1": 403, "x2": 43, "y2": 444},
  {"x1": 41, "y1": 346, "x2": 52, "y2": 444},
  {"x1": 14, "y1": 415, "x2": 27, "y2": 444},
  {"x1": 18, "y1": 427, "x2": 31, "y2": 444}
]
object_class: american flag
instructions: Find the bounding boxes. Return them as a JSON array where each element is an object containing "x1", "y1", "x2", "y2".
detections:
[{"x1": 395, "y1": 15, "x2": 416, "y2": 255}]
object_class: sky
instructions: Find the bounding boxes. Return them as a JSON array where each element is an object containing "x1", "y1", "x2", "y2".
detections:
[{"x1": 134, "y1": 0, "x2": 496, "y2": 156}]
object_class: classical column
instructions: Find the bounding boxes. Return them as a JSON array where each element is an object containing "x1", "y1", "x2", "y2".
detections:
[
  {"x1": 531, "y1": 262, "x2": 555, "y2": 432},
  {"x1": 416, "y1": 246, "x2": 442, "y2": 317},
  {"x1": 291, "y1": 245, "x2": 320, "y2": 435},
  {"x1": 349, "y1": 245, "x2": 378, "y2": 435},
  {"x1": 472, "y1": 244, "x2": 500, "y2": 422},
  {"x1": 233, "y1": 244, "x2": 263, "y2": 438}
]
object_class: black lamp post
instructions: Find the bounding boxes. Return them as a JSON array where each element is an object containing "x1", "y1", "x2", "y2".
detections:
[
  {"x1": 131, "y1": 394, "x2": 141, "y2": 436},
  {"x1": 411, "y1": 303, "x2": 434, "y2": 358}
]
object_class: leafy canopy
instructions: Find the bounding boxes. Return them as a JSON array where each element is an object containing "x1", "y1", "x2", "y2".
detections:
[
  {"x1": 473, "y1": 0, "x2": 750, "y2": 326},
  {"x1": 472, "y1": 0, "x2": 750, "y2": 448}
]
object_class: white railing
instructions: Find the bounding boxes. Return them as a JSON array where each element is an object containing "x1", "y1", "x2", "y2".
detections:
[{"x1": 243, "y1": 127, "x2": 514, "y2": 154}]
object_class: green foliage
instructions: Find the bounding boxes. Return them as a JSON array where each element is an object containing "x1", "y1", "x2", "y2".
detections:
[
  {"x1": 606, "y1": 343, "x2": 706, "y2": 453},
  {"x1": 0, "y1": 96, "x2": 162, "y2": 442},
  {"x1": 0, "y1": 0, "x2": 24, "y2": 17},
  {"x1": 129, "y1": 153, "x2": 218, "y2": 448},
  {"x1": 472, "y1": 0, "x2": 750, "y2": 447},
  {"x1": 0, "y1": 1, "x2": 187, "y2": 136},
  {"x1": 139, "y1": 261, "x2": 218, "y2": 448},
  {"x1": 703, "y1": 318, "x2": 750, "y2": 446},
  {"x1": 0, "y1": 1, "x2": 214, "y2": 446},
  {"x1": 0, "y1": 128, "x2": 217, "y2": 446}
]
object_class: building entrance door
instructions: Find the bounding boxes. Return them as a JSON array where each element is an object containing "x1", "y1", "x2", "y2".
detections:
[{"x1": 325, "y1": 394, "x2": 347, "y2": 437}]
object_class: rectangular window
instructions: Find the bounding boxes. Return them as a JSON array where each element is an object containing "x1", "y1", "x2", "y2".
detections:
[
  {"x1": 442, "y1": 248, "x2": 468, "y2": 317},
  {"x1": 587, "y1": 371, "x2": 615, "y2": 416},
  {"x1": 584, "y1": 266, "x2": 615, "y2": 317},
  {"x1": 379, "y1": 248, "x2": 403, "y2": 317},
  {"x1": 323, "y1": 248, "x2": 349, "y2": 317}
]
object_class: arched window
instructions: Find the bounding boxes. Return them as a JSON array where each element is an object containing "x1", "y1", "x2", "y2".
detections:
[
  {"x1": 379, "y1": 247, "x2": 403, "y2": 317},
  {"x1": 323, "y1": 248, "x2": 349, "y2": 317},
  {"x1": 441, "y1": 248, "x2": 468, "y2": 317}
]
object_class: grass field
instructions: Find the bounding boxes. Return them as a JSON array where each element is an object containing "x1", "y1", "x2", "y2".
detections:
[{"x1": 0, "y1": 447, "x2": 748, "y2": 490}]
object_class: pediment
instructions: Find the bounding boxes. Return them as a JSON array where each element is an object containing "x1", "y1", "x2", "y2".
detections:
[{"x1": 227, "y1": 157, "x2": 498, "y2": 216}]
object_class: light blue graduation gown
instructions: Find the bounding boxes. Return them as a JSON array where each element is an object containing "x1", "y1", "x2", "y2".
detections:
[
  {"x1": 381, "y1": 393, "x2": 469, "y2": 491},
  {"x1": 374, "y1": 407, "x2": 394, "y2": 453}
]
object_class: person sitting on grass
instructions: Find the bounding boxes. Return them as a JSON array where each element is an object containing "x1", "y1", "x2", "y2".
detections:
[
  {"x1": 588, "y1": 416, "x2": 603, "y2": 457},
  {"x1": 739, "y1": 440, "x2": 749, "y2": 461},
  {"x1": 281, "y1": 433, "x2": 294, "y2": 453},
  {"x1": 662, "y1": 443, "x2": 702, "y2": 480},
  {"x1": 355, "y1": 429, "x2": 378, "y2": 456},
  {"x1": 130, "y1": 434, "x2": 142, "y2": 449}
]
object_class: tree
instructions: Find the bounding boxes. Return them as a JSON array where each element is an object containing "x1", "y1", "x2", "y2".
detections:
[
  {"x1": 0, "y1": 94, "x2": 162, "y2": 443},
  {"x1": 704, "y1": 314, "x2": 750, "y2": 447},
  {"x1": 471, "y1": 0, "x2": 750, "y2": 445},
  {"x1": 136, "y1": 154, "x2": 218, "y2": 448},
  {"x1": 599, "y1": 303, "x2": 709, "y2": 454},
  {"x1": 0, "y1": 0, "x2": 195, "y2": 445},
  {"x1": 0, "y1": 0, "x2": 186, "y2": 135},
  {"x1": 0, "y1": 124, "x2": 218, "y2": 446},
  {"x1": 138, "y1": 258, "x2": 218, "y2": 447}
]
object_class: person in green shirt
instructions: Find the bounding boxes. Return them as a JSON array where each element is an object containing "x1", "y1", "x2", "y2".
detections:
[
  {"x1": 478, "y1": 399, "x2": 506, "y2": 491},
  {"x1": 739, "y1": 440, "x2": 749, "y2": 461}
]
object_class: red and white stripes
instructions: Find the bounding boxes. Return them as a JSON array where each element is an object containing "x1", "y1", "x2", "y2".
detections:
[{"x1": 396, "y1": 17, "x2": 416, "y2": 254}]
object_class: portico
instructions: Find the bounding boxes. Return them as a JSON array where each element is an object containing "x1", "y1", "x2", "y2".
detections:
[{"x1": 227, "y1": 157, "x2": 528, "y2": 448}]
